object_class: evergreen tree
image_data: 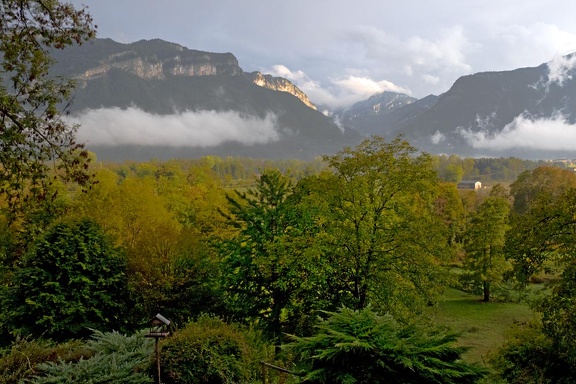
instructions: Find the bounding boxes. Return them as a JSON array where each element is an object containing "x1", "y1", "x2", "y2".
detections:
[
  {"x1": 0, "y1": 219, "x2": 131, "y2": 342},
  {"x1": 219, "y1": 169, "x2": 326, "y2": 343},
  {"x1": 286, "y1": 307, "x2": 487, "y2": 384}
]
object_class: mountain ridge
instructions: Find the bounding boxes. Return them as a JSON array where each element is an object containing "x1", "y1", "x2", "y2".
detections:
[
  {"x1": 52, "y1": 38, "x2": 576, "y2": 160},
  {"x1": 339, "y1": 57, "x2": 576, "y2": 159},
  {"x1": 50, "y1": 38, "x2": 358, "y2": 161}
]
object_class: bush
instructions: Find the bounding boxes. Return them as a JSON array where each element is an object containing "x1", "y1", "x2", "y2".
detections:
[
  {"x1": 489, "y1": 320, "x2": 575, "y2": 384},
  {"x1": 27, "y1": 330, "x2": 154, "y2": 384},
  {"x1": 285, "y1": 306, "x2": 488, "y2": 384},
  {"x1": 160, "y1": 315, "x2": 268, "y2": 384},
  {"x1": 0, "y1": 338, "x2": 89, "y2": 384}
]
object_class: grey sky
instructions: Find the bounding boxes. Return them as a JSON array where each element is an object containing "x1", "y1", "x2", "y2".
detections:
[{"x1": 69, "y1": 0, "x2": 576, "y2": 108}]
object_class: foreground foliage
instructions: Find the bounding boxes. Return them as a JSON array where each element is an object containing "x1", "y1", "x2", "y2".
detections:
[
  {"x1": 0, "y1": 338, "x2": 88, "y2": 384},
  {"x1": 27, "y1": 330, "x2": 154, "y2": 384},
  {"x1": 0, "y1": 219, "x2": 130, "y2": 341},
  {"x1": 0, "y1": 0, "x2": 96, "y2": 216},
  {"x1": 490, "y1": 320, "x2": 575, "y2": 384},
  {"x1": 286, "y1": 307, "x2": 488, "y2": 384},
  {"x1": 159, "y1": 316, "x2": 268, "y2": 384}
]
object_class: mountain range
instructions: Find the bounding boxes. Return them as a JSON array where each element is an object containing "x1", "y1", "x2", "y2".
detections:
[{"x1": 51, "y1": 38, "x2": 576, "y2": 161}]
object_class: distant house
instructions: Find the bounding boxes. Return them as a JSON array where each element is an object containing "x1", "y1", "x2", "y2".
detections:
[{"x1": 457, "y1": 180, "x2": 482, "y2": 190}]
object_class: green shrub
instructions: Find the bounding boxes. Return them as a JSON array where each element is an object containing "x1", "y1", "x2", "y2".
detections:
[
  {"x1": 489, "y1": 320, "x2": 574, "y2": 384},
  {"x1": 286, "y1": 306, "x2": 488, "y2": 384},
  {"x1": 160, "y1": 315, "x2": 268, "y2": 384},
  {"x1": 26, "y1": 330, "x2": 154, "y2": 384},
  {"x1": 0, "y1": 338, "x2": 89, "y2": 384}
]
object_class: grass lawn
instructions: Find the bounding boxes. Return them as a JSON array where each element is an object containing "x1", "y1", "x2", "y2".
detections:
[{"x1": 427, "y1": 287, "x2": 538, "y2": 365}]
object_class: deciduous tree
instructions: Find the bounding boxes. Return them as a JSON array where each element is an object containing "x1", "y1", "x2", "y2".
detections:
[
  {"x1": 507, "y1": 186, "x2": 576, "y2": 284},
  {"x1": 462, "y1": 191, "x2": 511, "y2": 302},
  {"x1": 315, "y1": 136, "x2": 450, "y2": 315},
  {"x1": 509, "y1": 166, "x2": 576, "y2": 215},
  {"x1": 499, "y1": 186, "x2": 576, "y2": 381},
  {"x1": 0, "y1": 0, "x2": 96, "y2": 215}
]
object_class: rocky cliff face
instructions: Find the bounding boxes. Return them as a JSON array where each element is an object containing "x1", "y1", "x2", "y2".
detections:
[
  {"x1": 64, "y1": 39, "x2": 313, "y2": 109},
  {"x1": 76, "y1": 42, "x2": 242, "y2": 81},
  {"x1": 246, "y1": 71, "x2": 316, "y2": 110}
]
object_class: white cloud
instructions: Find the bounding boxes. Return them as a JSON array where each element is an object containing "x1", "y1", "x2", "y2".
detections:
[
  {"x1": 431, "y1": 131, "x2": 446, "y2": 145},
  {"x1": 345, "y1": 25, "x2": 470, "y2": 70},
  {"x1": 70, "y1": 107, "x2": 280, "y2": 147},
  {"x1": 264, "y1": 64, "x2": 410, "y2": 108},
  {"x1": 547, "y1": 53, "x2": 576, "y2": 86},
  {"x1": 459, "y1": 112, "x2": 576, "y2": 151},
  {"x1": 267, "y1": 65, "x2": 307, "y2": 82},
  {"x1": 422, "y1": 74, "x2": 440, "y2": 85},
  {"x1": 332, "y1": 76, "x2": 409, "y2": 96}
]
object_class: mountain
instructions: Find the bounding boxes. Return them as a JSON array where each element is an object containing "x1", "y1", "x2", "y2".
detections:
[
  {"x1": 341, "y1": 56, "x2": 576, "y2": 159},
  {"x1": 332, "y1": 91, "x2": 419, "y2": 136},
  {"x1": 50, "y1": 39, "x2": 360, "y2": 161},
  {"x1": 52, "y1": 38, "x2": 576, "y2": 161}
]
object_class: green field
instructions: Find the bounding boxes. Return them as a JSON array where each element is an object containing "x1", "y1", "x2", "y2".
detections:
[{"x1": 428, "y1": 287, "x2": 539, "y2": 365}]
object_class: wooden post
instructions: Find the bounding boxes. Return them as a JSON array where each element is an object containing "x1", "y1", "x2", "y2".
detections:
[
  {"x1": 155, "y1": 337, "x2": 161, "y2": 384},
  {"x1": 261, "y1": 361, "x2": 267, "y2": 384}
]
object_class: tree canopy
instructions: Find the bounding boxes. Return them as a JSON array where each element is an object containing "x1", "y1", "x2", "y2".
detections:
[
  {"x1": 463, "y1": 191, "x2": 511, "y2": 302},
  {"x1": 220, "y1": 169, "x2": 326, "y2": 341},
  {"x1": 314, "y1": 136, "x2": 450, "y2": 315},
  {"x1": 0, "y1": 0, "x2": 96, "y2": 215},
  {"x1": 0, "y1": 219, "x2": 130, "y2": 341}
]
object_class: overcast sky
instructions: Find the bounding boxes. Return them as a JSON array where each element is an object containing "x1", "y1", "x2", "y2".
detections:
[{"x1": 69, "y1": 0, "x2": 576, "y2": 108}]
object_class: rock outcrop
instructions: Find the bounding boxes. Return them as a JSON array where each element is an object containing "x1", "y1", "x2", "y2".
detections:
[
  {"x1": 247, "y1": 71, "x2": 316, "y2": 110},
  {"x1": 64, "y1": 39, "x2": 314, "y2": 109}
]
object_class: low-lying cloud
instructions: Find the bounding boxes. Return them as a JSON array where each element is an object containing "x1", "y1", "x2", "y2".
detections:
[
  {"x1": 70, "y1": 107, "x2": 280, "y2": 147},
  {"x1": 459, "y1": 113, "x2": 576, "y2": 151},
  {"x1": 547, "y1": 53, "x2": 576, "y2": 85}
]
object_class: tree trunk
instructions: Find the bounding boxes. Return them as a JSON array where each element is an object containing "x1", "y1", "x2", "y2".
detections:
[{"x1": 483, "y1": 281, "x2": 490, "y2": 302}]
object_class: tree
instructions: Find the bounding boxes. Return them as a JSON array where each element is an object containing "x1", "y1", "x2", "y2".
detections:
[
  {"x1": 70, "y1": 166, "x2": 227, "y2": 326},
  {"x1": 0, "y1": 0, "x2": 96, "y2": 215},
  {"x1": 506, "y1": 187, "x2": 576, "y2": 284},
  {"x1": 498, "y1": 187, "x2": 576, "y2": 381},
  {"x1": 0, "y1": 219, "x2": 131, "y2": 341},
  {"x1": 462, "y1": 191, "x2": 511, "y2": 302},
  {"x1": 315, "y1": 136, "x2": 450, "y2": 315},
  {"x1": 434, "y1": 182, "x2": 467, "y2": 248},
  {"x1": 220, "y1": 169, "x2": 326, "y2": 343},
  {"x1": 509, "y1": 166, "x2": 576, "y2": 215},
  {"x1": 286, "y1": 306, "x2": 487, "y2": 384}
]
